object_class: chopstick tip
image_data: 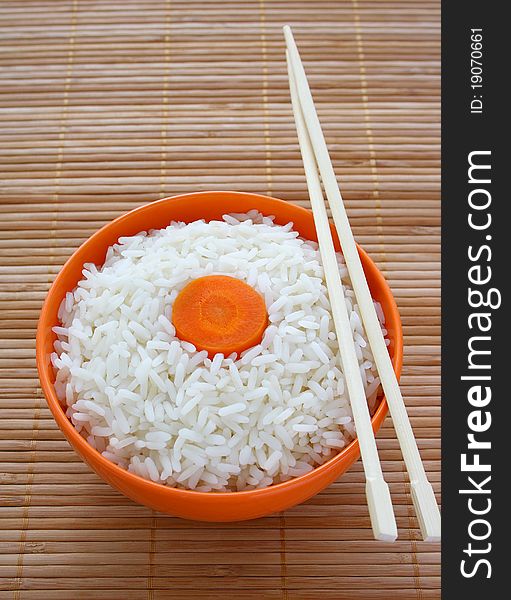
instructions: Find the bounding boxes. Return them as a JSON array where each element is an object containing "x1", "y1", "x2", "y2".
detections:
[
  {"x1": 283, "y1": 24, "x2": 294, "y2": 43},
  {"x1": 366, "y1": 478, "x2": 398, "y2": 543},
  {"x1": 375, "y1": 531, "x2": 398, "y2": 543},
  {"x1": 410, "y1": 480, "x2": 441, "y2": 543}
]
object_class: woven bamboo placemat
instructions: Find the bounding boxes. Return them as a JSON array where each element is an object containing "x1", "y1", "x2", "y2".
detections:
[{"x1": 0, "y1": 0, "x2": 440, "y2": 598}]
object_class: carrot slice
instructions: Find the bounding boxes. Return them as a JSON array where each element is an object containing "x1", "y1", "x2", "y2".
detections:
[{"x1": 171, "y1": 275, "x2": 268, "y2": 358}]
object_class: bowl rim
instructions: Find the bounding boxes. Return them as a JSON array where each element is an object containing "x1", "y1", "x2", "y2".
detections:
[{"x1": 36, "y1": 190, "x2": 403, "y2": 499}]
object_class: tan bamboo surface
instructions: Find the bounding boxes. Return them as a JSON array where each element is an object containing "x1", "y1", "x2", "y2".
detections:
[{"x1": 0, "y1": 0, "x2": 440, "y2": 598}]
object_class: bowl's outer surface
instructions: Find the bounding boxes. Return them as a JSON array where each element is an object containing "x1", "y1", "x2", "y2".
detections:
[{"x1": 37, "y1": 191, "x2": 403, "y2": 521}]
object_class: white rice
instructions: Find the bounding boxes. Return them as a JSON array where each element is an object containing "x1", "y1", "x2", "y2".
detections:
[{"x1": 51, "y1": 210, "x2": 386, "y2": 492}]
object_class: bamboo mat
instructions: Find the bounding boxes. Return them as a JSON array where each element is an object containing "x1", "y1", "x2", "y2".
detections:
[{"x1": 0, "y1": 0, "x2": 440, "y2": 598}]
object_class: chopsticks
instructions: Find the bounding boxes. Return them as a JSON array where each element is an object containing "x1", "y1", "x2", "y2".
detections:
[
  {"x1": 286, "y1": 50, "x2": 396, "y2": 543},
  {"x1": 284, "y1": 25, "x2": 441, "y2": 542}
]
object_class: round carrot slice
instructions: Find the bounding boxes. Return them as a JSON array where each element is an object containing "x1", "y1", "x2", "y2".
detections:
[{"x1": 171, "y1": 275, "x2": 268, "y2": 358}]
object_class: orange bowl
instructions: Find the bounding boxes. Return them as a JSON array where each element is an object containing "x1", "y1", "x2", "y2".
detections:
[{"x1": 37, "y1": 191, "x2": 402, "y2": 521}]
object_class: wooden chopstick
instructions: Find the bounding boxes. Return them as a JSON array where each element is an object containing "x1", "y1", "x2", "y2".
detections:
[
  {"x1": 286, "y1": 50, "x2": 397, "y2": 543},
  {"x1": 284, "y1": 25, "x2": 441, "y2": 542}
]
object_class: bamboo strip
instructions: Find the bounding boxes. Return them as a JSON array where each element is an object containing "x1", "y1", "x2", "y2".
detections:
[
  {"x1": 0, "y1": 575, "x2": 441, "y2": 590},
  {"x1": 0, "y1": 592, "x2": 439, "y2": 600}
]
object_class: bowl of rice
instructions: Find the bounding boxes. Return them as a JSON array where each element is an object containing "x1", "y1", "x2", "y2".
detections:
[{"x1": 37, "y1": 191, "x2": 402, "y2": 521}]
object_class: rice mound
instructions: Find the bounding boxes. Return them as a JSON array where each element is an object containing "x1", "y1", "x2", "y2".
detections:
[{"x1": 51, "y1": 210, "x2": 387, "y2": 492}]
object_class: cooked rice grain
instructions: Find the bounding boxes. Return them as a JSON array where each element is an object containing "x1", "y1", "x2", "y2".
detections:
[{"x1": 52, "y1": 211, "x2": 387, "y2": 492}]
